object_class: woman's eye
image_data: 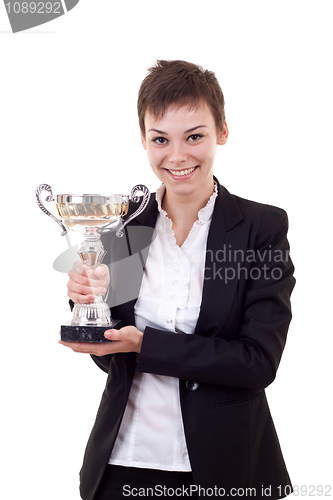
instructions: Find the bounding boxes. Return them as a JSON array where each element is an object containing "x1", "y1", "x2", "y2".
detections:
[
  {"x1": 188, "y1": 134, "x2": 203, "y2": 142},
  {"x1": 153, "y1": 137, "x2": 168, "y2": 145}
]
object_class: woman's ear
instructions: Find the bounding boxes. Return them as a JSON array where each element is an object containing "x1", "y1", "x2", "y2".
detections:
[
  {"x1": 141, "y1": 135, "x2": 147, "y2": 150},
  {"x1": 217, "y1": 122, "x2": 229, "y2": 145}
]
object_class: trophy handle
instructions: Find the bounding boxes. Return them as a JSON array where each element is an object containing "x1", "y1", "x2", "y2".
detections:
[
  {"x1": 35, "y1": 184, "x2": 67, "y2": 236},
  {"x1": 116, "y1": 185, "x2": 150, "y2": 237}
]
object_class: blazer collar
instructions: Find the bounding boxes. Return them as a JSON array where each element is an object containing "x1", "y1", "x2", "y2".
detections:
[{"x1": 211, "y1": 176, "x2": 244, "y2": 232}]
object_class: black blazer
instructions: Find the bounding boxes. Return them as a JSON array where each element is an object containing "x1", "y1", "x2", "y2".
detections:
[{"x1": 78, "y1": 180, "x2": 296, "y2": 500}]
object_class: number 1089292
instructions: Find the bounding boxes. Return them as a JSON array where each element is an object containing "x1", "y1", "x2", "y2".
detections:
[{"x1": 5, "y1": 1, "x2": 62, "y2": 14}]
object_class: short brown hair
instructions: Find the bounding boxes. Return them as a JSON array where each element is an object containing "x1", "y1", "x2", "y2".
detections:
[{"x1": 137, "y1": 60, "x2": 225, "y2": 136}]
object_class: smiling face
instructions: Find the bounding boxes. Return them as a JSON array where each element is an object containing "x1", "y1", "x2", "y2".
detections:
[{"x1": 141, "y1": 102, "x2": 228, "y2": 203}]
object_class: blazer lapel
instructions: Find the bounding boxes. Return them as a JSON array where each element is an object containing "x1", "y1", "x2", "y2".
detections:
[{"x1": 194, "y1": 181, "x2": 244, "y2": 338}]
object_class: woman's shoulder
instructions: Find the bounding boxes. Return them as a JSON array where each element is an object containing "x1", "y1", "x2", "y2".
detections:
[
  {"x1": 220, "y1": 184, "x2": 288, "y2": 221},
  {"x1": 215, "y1": 184, "x2": 290, "y2": 238}
]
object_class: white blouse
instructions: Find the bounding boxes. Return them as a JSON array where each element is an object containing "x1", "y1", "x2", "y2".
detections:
[{"x1": 108, "y1": 184, "x2": 218, "y2": 471}]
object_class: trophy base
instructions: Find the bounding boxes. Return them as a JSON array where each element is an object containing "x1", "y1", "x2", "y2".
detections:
[{"x1": 61, "y1": 319, "x2": 121, "y2": 343}]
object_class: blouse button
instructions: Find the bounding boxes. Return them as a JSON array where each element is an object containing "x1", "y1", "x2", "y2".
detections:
[
  {"x1": 186, "y1": 381, "x2": 199, "y2": 392},
  {"x1": 170, "y1": 294, "x2": 176, "y2": 300},
  {"x1": 166, "y1": 318, "x2": 173, "y2": 324},
  {"x1": 172, "y1": 280, "x2": 178, "y2": 286},
  {"x1": 173, "y1": 267, "x2": 180, "y2": 273}
]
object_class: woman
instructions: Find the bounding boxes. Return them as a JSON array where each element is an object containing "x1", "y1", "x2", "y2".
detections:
[{"x1": 61, "y1": 60, "x2": 295, "y2": 500}]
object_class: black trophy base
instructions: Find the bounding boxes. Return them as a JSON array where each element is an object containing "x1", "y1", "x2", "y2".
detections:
[{"x1": 61, "y1": 319, "x2": 121, "y2": 342}]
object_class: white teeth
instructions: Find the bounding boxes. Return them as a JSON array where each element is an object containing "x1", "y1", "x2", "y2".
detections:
[{"x1": 169, "y1": 167, "x2": 196, "y2": 176}]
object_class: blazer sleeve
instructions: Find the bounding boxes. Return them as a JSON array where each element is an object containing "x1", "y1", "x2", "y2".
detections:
[{"x1": 138, "y1": 208, "x2": 295, "y2": 390}]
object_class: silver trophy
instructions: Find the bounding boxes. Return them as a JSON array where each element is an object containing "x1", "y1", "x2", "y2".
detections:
[{"x1": 36, "y1": 183, "x2": 150, "y2": 342}]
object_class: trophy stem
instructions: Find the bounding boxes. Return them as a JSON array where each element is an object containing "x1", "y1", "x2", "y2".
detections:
[
  {"x1": 78, "y1": 229, "x2": 106, "y2": 269},
  {"x1": 69, "y1": 229, "x2": 111, "y2": 327}
]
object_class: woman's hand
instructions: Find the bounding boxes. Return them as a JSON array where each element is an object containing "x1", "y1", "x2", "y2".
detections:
[
  {"x1": 64, "y1": 262, "x2": 143, "y2": 354},
  {"x1": 59, "y1": 326, "x2": 143, "y2": 355},
  {"x1": 67, "y1": 261, "x2": 110, "y2": 303}
]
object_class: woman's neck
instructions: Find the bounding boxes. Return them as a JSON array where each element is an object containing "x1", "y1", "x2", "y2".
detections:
[
  {"x1": 161, "y1": 181, "x2": 215, "y2": 246},
  {"x1": 162, "y1": 182, "x2": 215, "y2": 222}
]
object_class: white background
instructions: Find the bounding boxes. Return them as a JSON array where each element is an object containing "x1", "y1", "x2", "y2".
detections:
[{"x1": 1, "y1": 1, "x2": 332, "y2": 498}]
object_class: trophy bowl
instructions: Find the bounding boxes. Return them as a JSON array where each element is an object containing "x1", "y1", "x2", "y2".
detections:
[
  {"x1": 36, "y1": 183, "x2": 150, "y2": 342},
  {"x1": 55, "y1": 193, "x2": 130, "y2": 232}
]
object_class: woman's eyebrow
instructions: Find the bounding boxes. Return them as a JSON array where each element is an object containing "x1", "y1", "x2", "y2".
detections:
[
  {"x1": 148, "y1": 128, "x2": 168, "y2": 134},
  {"x1": 148, "y1": 125, "x2": 207, "y2": 135},
  {"x1": 185, "y1": 125, "x2": 207, "y2": 133}
]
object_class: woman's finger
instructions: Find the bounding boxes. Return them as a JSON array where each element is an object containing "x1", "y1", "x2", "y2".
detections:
[
  {"x1": 68, "y1": 272, "x2": 108, "y2": 291},
  {"x1": 58, "y1": 340, "x2": 113, "y2": 356}
]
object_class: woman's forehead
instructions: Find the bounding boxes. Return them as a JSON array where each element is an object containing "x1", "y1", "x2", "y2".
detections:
[{"x1": 144, "y1": 101, "x2": 214, "y2": 127}]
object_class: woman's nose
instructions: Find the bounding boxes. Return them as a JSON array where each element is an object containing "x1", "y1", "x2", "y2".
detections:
[{"x1": 169, "y1": 144, "x2": 187, "y2": 164}]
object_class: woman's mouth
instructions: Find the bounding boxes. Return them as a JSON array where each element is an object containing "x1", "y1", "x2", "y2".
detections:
[{"x1": 166, "y1": 166, "x2": 198, "y2": 178}]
